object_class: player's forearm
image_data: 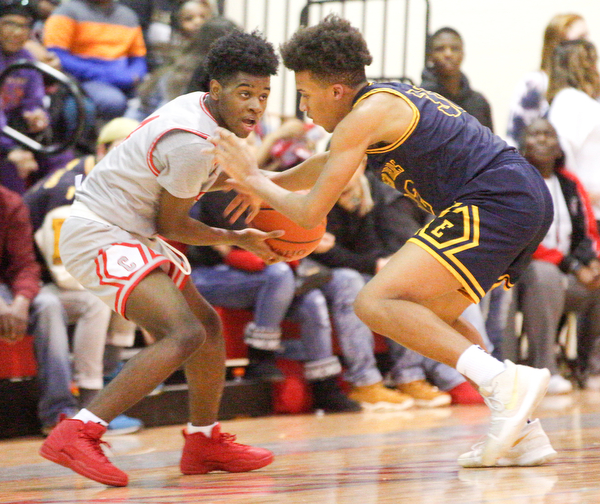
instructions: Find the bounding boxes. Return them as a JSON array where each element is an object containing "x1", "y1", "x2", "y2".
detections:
[{"x1": 160, "y1": 218, "x2": 245, "y2": 247}]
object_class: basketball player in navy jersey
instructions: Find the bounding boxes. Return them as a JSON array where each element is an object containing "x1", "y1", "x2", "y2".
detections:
[{"x1": 208, "y1": 15, "x2": 557, "y2": 467}]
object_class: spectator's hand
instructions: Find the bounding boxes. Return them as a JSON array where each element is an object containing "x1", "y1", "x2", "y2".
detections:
[
  {"x1": 273, "y1": 118, "x2": 306, "y2": 141},
  {"x1": 313, "y1": 231, "x2": 335, "y2": 253},
  {"x1": 575, "y1": 263, "x2": 600, "y2": 291},
  {"x1": 23, "y1": 108, "x2": 49, "y2": 133},
  {"x1": 7, "y1": 148, "x2": 38, "y2": 179},
  {"x1": 0, "y1": 296, "x2": 29, "y2": 343}
]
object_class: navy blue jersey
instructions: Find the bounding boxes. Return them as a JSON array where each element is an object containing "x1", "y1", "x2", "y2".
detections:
[
  {"x1": 353, "y1": 82, "x2": 518, "y2": 215},
  {"x1": 23, "y1": 155, "x2": 95, "y2": 232}
]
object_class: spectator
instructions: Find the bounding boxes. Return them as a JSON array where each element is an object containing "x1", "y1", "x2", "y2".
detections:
[
  {"x1": 506, "y1": 13, "x2": 589, "y2": 147},
  {"x1": 547, "y1": 39, "x2": 600, "y2": 226},
  {"x1": 515, "y1": 118, "x2": 600, "y2": 394},
  {"x1": 44, "y1": 0, "x2": 148, "y2": 122},
  {"x1": 0, "y1": 185, "x2": 78, "y2": 433},
  {"x1": 24, "y1": 117, "x2": 143, "y2": 434},
  {"x1": 311, "y1": 164, "x2": 483, "y2": 407},
  {"x1": 188, "y1": 190, "x2": 361, "y2": 413},
  {"x1": 420, "y1": 26, "x2": 493, "y2": 131},
  {"x1": 0, "y1": 0, "x2": 74, "y2": 194},
  {"x1": 129, "y1": 15, "x2": 237, "y2": 121}
]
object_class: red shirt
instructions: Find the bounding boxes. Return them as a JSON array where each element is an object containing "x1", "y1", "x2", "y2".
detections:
[{"x1": 0, "y1": 186, "x2": 41, "y2": 300}]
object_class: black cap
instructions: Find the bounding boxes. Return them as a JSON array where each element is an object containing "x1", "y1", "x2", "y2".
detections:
[{"x1": 0, "y1": 0, "x2": 36, "y2": 19}]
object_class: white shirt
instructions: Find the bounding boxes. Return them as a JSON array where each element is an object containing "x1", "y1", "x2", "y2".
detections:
[
  {"x1": 549, "y1": 87, "x2": 600, "y2": 219},
  {"x1": 76, "y1": 92, "x2": 221, "y2": 237}
]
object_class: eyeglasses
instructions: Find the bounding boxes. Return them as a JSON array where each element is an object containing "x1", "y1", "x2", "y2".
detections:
[{"x1": 0, "y1": 19, "x2": 33, "y2": 31}]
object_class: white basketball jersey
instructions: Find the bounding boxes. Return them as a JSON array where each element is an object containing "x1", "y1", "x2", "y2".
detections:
[{"x1": 76, "y1": 92, "x2": 220, "y2": 237}]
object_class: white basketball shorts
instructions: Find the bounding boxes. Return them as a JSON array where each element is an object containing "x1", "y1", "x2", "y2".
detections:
[{"x1": 59, "y1": 215, "x2": 189, "y2": 318}]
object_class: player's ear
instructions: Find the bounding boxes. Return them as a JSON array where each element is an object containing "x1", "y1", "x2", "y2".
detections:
[
  {"x1": 209, "y1": 79, "x2": 223, "y2": 101},
  {"x1": 332, "y1": 83, "x2": 345, "y2": 100}
]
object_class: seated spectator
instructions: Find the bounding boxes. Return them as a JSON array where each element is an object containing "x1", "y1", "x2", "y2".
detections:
[
  {"x1": 311, "y1": 164, "x2": 485, "y2": 406},
  {"x1": 23, "y1": 117, "x2": 143, "y2": 434},
  {"x1": 515, "y1": 118, "x2": 600, "y2": 394},
  {"x1": 547, "y1": 38, "x2": 600, "y2": 226},
  {"x1": 129, "y1": 16, "x2": 238, "y2": 121},
  {"x1": 0, "y1": 185, "x2": 78, "y2": 433},
  {"x1": 25, "y1": 0, "x2": 62, "y2": 70},
  {"x1": 506, "y1": 13, "x2": 589, "y2": 148},
  {"x1": 43, "y1": 0, "x2": 148, "y2": 122},
  {"x1": 0, "y1": 0, "x2": 74, "y2": 194},
  {"x1": 188, "y1": 190, "x2": 361, "y2": 413},
  {"x1": 420, "y1": 26, "x2": 493, "y2": 131}
]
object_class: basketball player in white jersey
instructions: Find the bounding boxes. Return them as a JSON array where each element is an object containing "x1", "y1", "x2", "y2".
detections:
[{"x1": 40, "y1": 30, "x2": 284, "y2": 487}]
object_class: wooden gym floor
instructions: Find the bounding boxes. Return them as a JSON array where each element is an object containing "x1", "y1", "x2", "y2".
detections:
[{"x1": 2, "y1": 390, "x2": 600, "y2": 503}]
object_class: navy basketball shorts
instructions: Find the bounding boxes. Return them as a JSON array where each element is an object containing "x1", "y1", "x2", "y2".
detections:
[{"x1": 407, "y1": 161, "x2": 554, "y2": 303}]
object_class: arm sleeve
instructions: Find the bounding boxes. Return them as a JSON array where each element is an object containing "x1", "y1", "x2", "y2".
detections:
[{"x1": 4, "y1": 197, "x2": 41, "y2": 300}]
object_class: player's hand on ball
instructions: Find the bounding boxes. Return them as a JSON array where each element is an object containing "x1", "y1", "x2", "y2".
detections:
[
  {"x1": 235, "y1": 228, "x2": 286, "y2": 264},
  {"x1": 224, "y1": 181, "x2": 263, "y2": 224}
]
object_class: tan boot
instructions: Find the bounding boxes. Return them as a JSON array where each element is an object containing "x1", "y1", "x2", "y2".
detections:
[
  {"x1": 397, "y1": 379, "x2": 452, "y2": 408},
  {"x1": 348, "y1": 381, "x2": 414, "y2": 411}
]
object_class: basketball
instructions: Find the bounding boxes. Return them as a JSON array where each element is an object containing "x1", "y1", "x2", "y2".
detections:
[{"x1": 250, "y1": 204, "x2": 326, "y2": 261}]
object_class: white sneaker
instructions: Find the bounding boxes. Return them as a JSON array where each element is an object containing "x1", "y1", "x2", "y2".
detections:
[
  {"x1": 479, "y1": 360, "x2": 550, "y2": 466},
  {"x1": 458, "y1": 418, "x2": 557, "y2": 467},
  {"x1": 546, "y1": 374, "x2": 573, "y2": 395}
]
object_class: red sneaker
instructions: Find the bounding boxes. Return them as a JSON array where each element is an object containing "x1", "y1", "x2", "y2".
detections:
[
  {"x1": 39, "y1": 417, "x2": 128, "y2": 487},
  {"x1": 180, "y1": 423, "x2": 274, "y2": 474}
]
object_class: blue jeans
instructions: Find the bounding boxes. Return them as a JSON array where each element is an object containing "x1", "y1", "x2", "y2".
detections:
[
  {"x1": 387, "y1": 303, "x2": 490, "y2": 390},
  {"x1": 317, "y1": 268, "x2": 383, "y2": 387},
  {"x1": 191, "y1": 263, "x2": 341, "y2": 378},
  {"x1": 81, "y1": 80, "x2": 130, "y2": 120},
  {"x1": 0, "y1": 284, "x2": 77, "y2": 427}
]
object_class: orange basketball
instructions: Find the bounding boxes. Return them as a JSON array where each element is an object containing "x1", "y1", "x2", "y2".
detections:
[{"x1": 250, "y1": 205, "x2": 326, "y2": 261}]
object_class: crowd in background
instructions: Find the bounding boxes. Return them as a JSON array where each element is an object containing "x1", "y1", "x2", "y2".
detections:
[{"x1": 2, "y1": 0, "x2": 600, "y2": 434}]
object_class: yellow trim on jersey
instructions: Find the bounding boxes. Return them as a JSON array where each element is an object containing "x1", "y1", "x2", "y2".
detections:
[
  {"x1": 414, "y1": 206, "x2": 485, "y2": 300},
  {"x1": 353, "y1": 87, "x2": 420, "y2": 154},
  {"x1": 493, "y1": 274, "x2": 514, "y2": 290},
  {"x1": 407, "y1": 237, "x2": 482, "y2": 303}
]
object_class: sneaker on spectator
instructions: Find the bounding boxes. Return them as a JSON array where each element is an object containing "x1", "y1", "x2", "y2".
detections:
[
  {"x1": 397, "y1": 379, "x2": 452, "y2": 408},
  {"x1": 448, "y1": 381, "x2": 484, "y2": 405},
  {"x1": 180, "y1": 423, "x2": 274, "y2": 474},
  {"x1": 458, "y1": 418, "x2": 557, "y2": 467},
  {"x1": 104, "y1": 414, "x2": 144, "y2": 436},
  {"x1": 348, "y1": 381, "x2": 414, "y2": 412},
  {"x1": 546, "y1": 374, "x2": 573, "y2": 395},
  {"x1": 39, "y1": 417, "x2": 128, "y2": 486},
  {"x1": 478, "y1": 360, "x2": 550, "y2": 466}
]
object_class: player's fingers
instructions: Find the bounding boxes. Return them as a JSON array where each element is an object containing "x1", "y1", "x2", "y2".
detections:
[{"x1": 264, "y1": 230, "x2": 285, "y2": 239}]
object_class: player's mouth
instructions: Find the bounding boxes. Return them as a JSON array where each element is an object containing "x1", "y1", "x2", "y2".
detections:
[{"x1": 241, "y1": 118, "x2": 257, "y2": 132}]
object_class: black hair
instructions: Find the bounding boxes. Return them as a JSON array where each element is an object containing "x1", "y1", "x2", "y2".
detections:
[
  {"x1": 280, "y1": 14, "x2": 372, "y2": 87},
  {"x1": 205, "y1": 29, "x2": 279, "y2": 85},
  {"x1": 426, "y1": 27, "x2": 462, "y2": 58},
  {"x1": 0, "y1": 0, "x2": 36, "y2": 19}
]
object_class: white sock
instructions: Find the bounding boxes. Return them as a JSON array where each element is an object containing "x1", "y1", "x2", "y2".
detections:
[
  {"x1": 456, "y1": 345, "x2": 506, "y2": 387},
  {"x1": 187, "y1": 421, "x2": 218, "y2": 436},
  {"x1": 72, "y1": 408, "x2": 109, "y2": 427}
]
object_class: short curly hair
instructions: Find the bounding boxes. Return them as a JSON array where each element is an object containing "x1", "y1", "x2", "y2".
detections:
[
  {"x1": 206, "y1": 30, "x2": 279, "y2": 85},
  {"x1": 280, "y1": 14, "x2": 372, "y2": 87}
]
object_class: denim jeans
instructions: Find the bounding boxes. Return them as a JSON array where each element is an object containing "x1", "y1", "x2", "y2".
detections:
[
  {"x1": 191, "y1": 263, "x2": 340, "y2": 376},
  {"x1": 387, "y1": 303, "x2": 490, "y2": 390},
  {"x1": 317, "y1": 268, "x2": 384, "y2": 387},
  {"x1": 81, "y1": 80, "x2": 130, "y2": 120},
  {"x1": 0, "y1": 284, "x2": 77, "y2": 427}
]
